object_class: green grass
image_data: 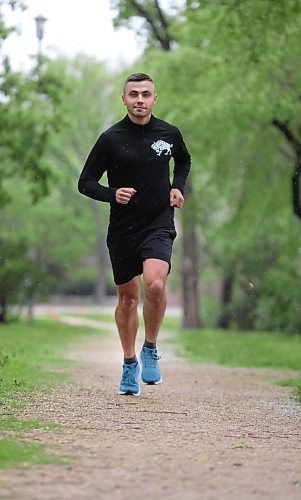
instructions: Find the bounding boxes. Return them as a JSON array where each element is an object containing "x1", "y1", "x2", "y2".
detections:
[
  {"x1": 0, "y1": 439, "x2": 67, "y2": 468},
  {"x1": 175, "y1": 328, "x2": 301, "y2": 402},
  {"x1": 64, "y1": 311, "x2": 116, "y2": 323},
  {"x1": 72, "y1": 311, "x2": 181, "y2": 331},
  {"x1": 0, "y1": 319, "x2": 103, "y2": 400},
  {"x1": 0, "y1": 415, "x2": 62, "y2": 431},
  {"x1": 175, "y1": 328, "x2": 301, "y2": 371},
  {"x1": 277, "y1": 377, "x2": 301, "y2": 402},
  {"x1": 0, "y1": 318, "x2": 102, "y2": 467},
  {"x1": 162, "y1": 315, "x2": 181, "y2": 331}
]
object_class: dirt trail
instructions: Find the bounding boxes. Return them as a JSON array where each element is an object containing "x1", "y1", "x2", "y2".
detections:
[{"x1": 0, "y1": 318, "x2": 300, "y2": 500}]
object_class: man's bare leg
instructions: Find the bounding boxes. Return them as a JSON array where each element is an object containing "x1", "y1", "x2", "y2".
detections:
[
  {"x1": 140, "y1": 259, "x2": 168, "y2": 384},
  {"x1": 115, "y1": 276, "x2": 140, "y2": 358},
  {"x1": 143, "y1": 259, "x2": 169, "y2": 344}
]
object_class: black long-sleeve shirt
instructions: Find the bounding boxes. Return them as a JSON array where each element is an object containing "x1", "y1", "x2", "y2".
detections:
[{"x1": 78, "y1": 114, "x2": 191, "y2": 239}]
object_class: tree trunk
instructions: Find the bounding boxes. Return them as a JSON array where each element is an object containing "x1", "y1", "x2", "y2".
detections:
[
  {"x1": 272, "y1": 119, "x2": 301, "y2": 220},
  {"x1": 130, "y1": 0, "x2": 172, "y2": 51},
  {"x1": 292, "y1": 159, "x2": 301, "y2": 219},
  {"x1": 182, "y1": 222, "x2": 202, "y2": 328},
  {"x1": 217, "y1": 272, "x2": 234, "y2": 329},
  {"x1": 92, "y1": 201, "x2": 109, "y2": 303},
  {"x1": 0, "y1": 291, "x2": 7, "y2": 323},
  {"x1": 94, "y1": 239, "x2": 110, "y2": 303}
]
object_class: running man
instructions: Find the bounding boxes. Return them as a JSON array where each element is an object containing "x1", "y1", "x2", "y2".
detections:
[{"x1": 78, "y1": 73, "x2": 191, "y2": 396}]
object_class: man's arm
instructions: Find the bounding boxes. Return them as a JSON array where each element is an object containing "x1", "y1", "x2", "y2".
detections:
[
  {"x1": 171, "y1": 128, "x2": 191, "y2": 196},
  {"x1": 78, "y1": 134, "x2": 117, "y2": 203}
]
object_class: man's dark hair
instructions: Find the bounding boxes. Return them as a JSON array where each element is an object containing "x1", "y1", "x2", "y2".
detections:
[{"x1": 123, "y1": 73, "x2": 154, "y2": 92}]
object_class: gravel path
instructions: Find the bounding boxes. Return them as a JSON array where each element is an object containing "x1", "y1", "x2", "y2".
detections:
[{"x1": 0, "y1": 318, "x2": 300, "y2": 500}]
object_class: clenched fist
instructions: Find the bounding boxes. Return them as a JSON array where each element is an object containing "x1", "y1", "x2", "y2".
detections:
[
  {"x1": 170, "y1": 188, "x2": 184, "y2": 208},
  {"x1": 115, "y1": 187, "x2": 137, "y2": 204}
]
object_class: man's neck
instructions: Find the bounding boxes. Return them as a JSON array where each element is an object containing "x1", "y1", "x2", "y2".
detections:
[{"x1": 127, "y1": 112, "x2": 152, "y2": 125}]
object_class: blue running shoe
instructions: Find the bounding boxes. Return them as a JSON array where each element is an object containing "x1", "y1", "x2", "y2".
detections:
[
  {"x1": 140, "y1": 346, "x2": 162, "y2": 384},
  {"x1": 119, "y1": 362, "x2": 140, "y2": 396}
]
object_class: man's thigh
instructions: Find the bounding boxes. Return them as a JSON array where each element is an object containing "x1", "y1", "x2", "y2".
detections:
[
  {"x1": 108, "y1": 228, "x2": 175, "y2": 285},
  {"x1": 143, "y1": 258, "x2": 169, "y2": 286},
  {"x1": 116, "y1": 276, "x2": 141, "y2": 301},
  {"x1": 107, "y1": 237, "x2": 143, "y2": 285},
  {"x1": 140, "y1": 228, "x2": 176, "y2": 276}
]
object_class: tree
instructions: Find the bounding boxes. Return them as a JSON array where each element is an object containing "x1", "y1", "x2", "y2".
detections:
[
  {"x1": 173, "y1": 0, "x2": 301, "y2": 331},
  {"x1": 0, "y1": 1, "x2": 70, "y2": 205},
  {"x1": 48, "y1": 55, "x2": 113, "y2": 302},
  {"x1": 110, "y1": 0, "x2": 175, "y2": 51},
  {"x1": 272, "y1": 120, "x2": 301, "y2": 220},
  {"x1": 0, "y1": 3, "x2": 74, "y2": 321},
  {"x1": 180, "y1": 0, "x2": 301, "y2": 222},
  {"x1": 120, "y1": 0, "x2": 301, "y2": 332}
]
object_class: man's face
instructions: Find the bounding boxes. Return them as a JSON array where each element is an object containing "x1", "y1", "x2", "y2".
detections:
[{"x1": 122, "y1": 80, "x2": 157, "y2": 119}]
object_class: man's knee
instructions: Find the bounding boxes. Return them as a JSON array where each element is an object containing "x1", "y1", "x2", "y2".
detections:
[
  {"x1": 144, "y1": 277, "x2": 166, "y2": 301},
  {"x1": 117, "y1": 292, "x2": 139, "y2": 313}
]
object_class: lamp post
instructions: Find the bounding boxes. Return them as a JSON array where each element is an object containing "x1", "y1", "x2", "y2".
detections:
[
  {"x1": 27, "y1": 14, "x2": 47, "y2": 320},
  {"x1": 34, "y1": 14, "x2": 47, "y2": 56}
]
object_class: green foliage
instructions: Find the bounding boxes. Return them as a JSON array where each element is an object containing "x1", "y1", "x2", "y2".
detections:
[
  {"x1": 0, "y1": 415, "x2": 61, "y2": 431},
  {"x1": 230, "y1": 443, "x2": 253, "y2": 449},
  {"x1": 45, "y1": 55, "x2": 113, "y2": 296},
  {"x1": 0, "y1": 1, "x2": 25, "y2": 42},
  {"x1": 277, "y1": 377, "x2": 301, "y2": 403},
  {"x1": 0, "y1": 55, "x2": 114, "y2": 315},
  {"x1": 128, "y1": 46, "x2": 300, "y2": 330},
  {"x1": 1, "y1": 57, "x2": 72, "y2": 204},
  {"x1": 0, "y1": 319, "x2": 102, "y2": 403},
  {"x1": 116, "y1": 0, "x2": 301, "y2": 332},
  {"x1": 0, "y1": 438, "x2": 67, "y2": 468},
  {"x1": 0, "y1": 4, "x2": 82, "y2": 317},
  {"x1": 0, "y1": 318, "x2": 103, "y2": 468},
  {"x1": 70, "y1": 310, "x2": 181, "y2": 331},
  {"x1": 1, "y1": 0, "x2": 300, "y2": 333},
  {"x1": 0, "y1": 3, "x2": 73, "y2": 203},
  {"x1": 0, "y1": 239, "x2": 32, "y2": 316},
  {"x1": 110, "y1": 0, "x2": 180, "y2": 50},
  {"x1": 176, "y1": 328, "x2": 301, "y2": 370}
]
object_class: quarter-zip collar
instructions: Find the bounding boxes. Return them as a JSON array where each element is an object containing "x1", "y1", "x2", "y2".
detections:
[{"x1": 124, "y1": 114, "x2": 154, "y2": 131}]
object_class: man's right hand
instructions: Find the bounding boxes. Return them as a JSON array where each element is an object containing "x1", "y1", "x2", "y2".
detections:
[{"x1": 115, "y1": 187, "x2": 137, "y2": 204}]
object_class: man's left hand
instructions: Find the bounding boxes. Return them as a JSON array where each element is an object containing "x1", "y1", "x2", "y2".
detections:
[{"x1": 170, "y1": 188, "x2": 184, "y2": 208}]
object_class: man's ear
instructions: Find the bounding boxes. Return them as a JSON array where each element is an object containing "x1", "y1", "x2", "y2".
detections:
[
  {"x1": 154, "y1": 93, "x2": 158, "y2": 104},
  {"x1": 121, "y1": 94, "x2": 125, "y2": 105}
]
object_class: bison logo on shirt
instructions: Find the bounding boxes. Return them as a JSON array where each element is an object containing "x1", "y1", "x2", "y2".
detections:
[{"x1": 151, "y1": 140, "x2": 173, "y2": 156}]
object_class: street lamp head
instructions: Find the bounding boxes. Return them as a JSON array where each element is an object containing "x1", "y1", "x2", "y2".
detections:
[{"x1": 35, "y1": 15, "x2": 47, "y2": 42}]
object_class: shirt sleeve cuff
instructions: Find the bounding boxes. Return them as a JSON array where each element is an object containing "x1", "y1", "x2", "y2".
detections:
[{"x1": 171, "y1": 181, "x2": 184, "y2": 195}]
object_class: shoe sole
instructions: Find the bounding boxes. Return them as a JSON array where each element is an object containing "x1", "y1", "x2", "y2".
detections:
[
  {"x1": 141, "y1": 377, "x2": 162, "y2": 385},
  {"x1": 119, "y1": 389, "x2": 140, "y2": 396}
]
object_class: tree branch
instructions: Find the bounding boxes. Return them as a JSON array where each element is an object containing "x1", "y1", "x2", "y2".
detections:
[
  {"x1": 154, "y1": 0, "x2": 171, "y2": 50},
  {"x1": 272, "y1": 119, "x2": 301, "y2": 155},
  {"x1": 292, "y1": 162, "x2": 301, "y2": 219},
  {"x1": 130, "y1": 0, "x2": 171, "y2": 51},
  {"x1": 272, "y1": 119, "x2": 301, "y2": 220}
]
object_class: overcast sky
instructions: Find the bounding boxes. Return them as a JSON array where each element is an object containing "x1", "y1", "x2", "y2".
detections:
[{"x1": 2, "y1": 0, "x2": 144, "y2": 70}]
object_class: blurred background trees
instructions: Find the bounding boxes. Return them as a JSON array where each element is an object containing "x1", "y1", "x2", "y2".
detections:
[{"x1": 1, "y1": 0, "x2": 300, "y2": 333}]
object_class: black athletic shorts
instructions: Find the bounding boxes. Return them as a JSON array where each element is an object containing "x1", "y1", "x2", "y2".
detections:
[{"x1": 107, "y1": 228, "x2": 177, "y2": 285}]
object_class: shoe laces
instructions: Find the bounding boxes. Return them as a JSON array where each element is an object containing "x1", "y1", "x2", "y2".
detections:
[
  {"x1": 143, "y1": 348, "x2": 161, "y2": 367},
  {"x1": 121, "y1": 364, "x2": 137, "y2": 384}
]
